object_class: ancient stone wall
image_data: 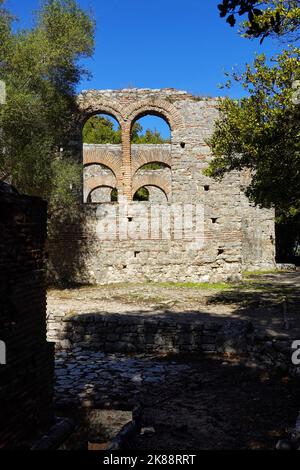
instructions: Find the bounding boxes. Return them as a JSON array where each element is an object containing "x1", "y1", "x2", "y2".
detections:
[
  {"x1": 50, "y1": 88, "x2": 276, "y2": 284},
  {"x1": 0, "y1": 189, "x2": 54, "y2": 449},
  {"x1": 83, "y1": 143, "x2": 172, "y2": 203},
  {"x1": 48, "y1": 311, "x2": 298, "y2": 376}
]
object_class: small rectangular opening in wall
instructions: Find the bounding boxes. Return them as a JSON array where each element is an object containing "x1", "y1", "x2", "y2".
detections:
[
  {"x1": 211, "y1": 218, "x2": 218, "y2": 224},
  {"x1": 128, "y1": 217, "x2": 133, "y2": 222},
  {"x1": 218, "y1": 249, "x2": 224, "y2": 255},
  {"x1": 122, "y1": 264, "x2": 127, "y2": 269},
  {"x1": 204, "y1": 185, "x2": 210, "y2": 191},
  {"x1": 134, "y1": 251, "x2": 140, "y2": 258}
]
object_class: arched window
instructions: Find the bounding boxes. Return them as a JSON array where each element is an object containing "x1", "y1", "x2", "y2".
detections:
[
  {"x1": 87, "y1": 186, "x2": 118, "y2": 203},
  {"x1": 83, "y1": 114, "x2": 121, "y2": 144},
  {"x1": 133, "y1": 185, "x2": 168, "y2": 203},
  {"x1": 82, "y1": 113, "x2": 121, "y2": 203},
  {"x1": 131, "y1": 114, "x2": 171, "y2": 202},
  {"x1": 133, "y1": 187, "x2": 150, "y2": 201},
  {"x1": 111, "y1": 188, "x2": 118, "y2": 202},
  {"x1": 131, "y1": 115, "x2": 170, "y2": 145}
]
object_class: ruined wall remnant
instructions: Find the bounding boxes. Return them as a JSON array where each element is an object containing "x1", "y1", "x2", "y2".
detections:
[
  {"x1": 49, "y1": 88, "x2": 276, "y2": 284},
  {"x1": 0, "y1": 188, "x2": 54, "y2": 449}
]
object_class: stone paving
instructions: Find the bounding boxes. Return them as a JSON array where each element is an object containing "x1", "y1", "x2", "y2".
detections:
[
  {"x1": 54, "y1": 348, "x2": 191, "y2": 409},
  {"x1": 54, "y1": 347, "x2": 300, "y2": 450}
]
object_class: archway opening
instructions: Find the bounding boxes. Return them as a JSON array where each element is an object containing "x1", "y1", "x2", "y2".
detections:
[
  {"x1": 133, "y1": 187, "x2": 150, "y2": 202},
  {"x1": 111, "y1": 188, "x2": 118, "y2": 202},
  {"x1": 133, "y1": 185, "x2": 168, "y2": 203},
  {"x1": 82, "y1": 113, "x2": 121, "y2": 203},
  {"x1": 131, "y1": 115, "x2": 171, "y2": 144},
  {"x1": 131, "y1": 115, "x2": 171, "y2": 201},
  {"x1": 87, "y1": 186, "x2": 118, "y2": 203},
  {"x1": 83, "y1": 113, "x2": 121, "y2": 144}
]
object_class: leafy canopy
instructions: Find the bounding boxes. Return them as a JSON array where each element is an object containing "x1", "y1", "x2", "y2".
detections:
[
  {"x1": 218, "y1": 0, "x2": 300, "y2": 42},
  {"x1": 206, "y1": 47, "x2": 300, "y2": 217},
  {"x1": 0, "y1": 0, "x2": 95, "y2": 217}
]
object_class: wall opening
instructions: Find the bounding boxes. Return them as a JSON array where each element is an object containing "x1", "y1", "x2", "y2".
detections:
[
  {"x1": 111, "y1": 188, "x2": 118, "y2": 202},
  {"x1": 83, "y1": 114, "x2": 121, "y2": 144},
  {"x1": 133, "y1": 187, "x2": 150, "y2": 201},
  {"x1": 87, "y1": 186, "x2": 117, "y2": 204},
  {"x1": 131, "y1": 115, "x2": 171, "y2": 144},
  {"x1": 133, "y1": 185, "x2": 168, "y2": 203},
  {"x1": 131, "y1": 114, "x2": 171, "y2": 202},
  {"x1": 82, "y1": 113, "x2": 121, "y2": 203}
]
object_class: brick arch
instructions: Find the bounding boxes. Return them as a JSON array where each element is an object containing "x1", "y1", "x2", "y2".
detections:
[
  {"x1": 83, "y1": 149, "x2": 123, "y2": 181},
  {"x1": 87, "y1": 186, "x2": 116, "y2": 203},
  {"x1": 132, "y1": 174, "x2": 171, "y2": 200},
  {"x1": 78, "y1": 95, "x2": 126, "y2": 127},
  {"x1": 124, "y1": 99, "x2": 184, "y2": 131},
  {"x1": 84, "y1": 175, "x2": 117, "y2": 200},
  {"x1": 132, "y1": 148, "x2": 172, "y2": 175}
]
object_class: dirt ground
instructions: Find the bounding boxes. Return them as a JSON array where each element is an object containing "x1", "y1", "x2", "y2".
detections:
[{"x1": 48, "y1": 270, "x2": 300, "y2": 337}]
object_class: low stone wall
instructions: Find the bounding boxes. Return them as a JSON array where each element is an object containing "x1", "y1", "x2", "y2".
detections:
[
  {"x1": 47, "y1": 311, "x2": 299, "y2": 375},
  {"x1": 48, "y1": 312, "x2": 237, "y2": 353}
]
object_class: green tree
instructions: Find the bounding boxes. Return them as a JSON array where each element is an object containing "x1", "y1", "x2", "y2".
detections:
[
  {"x1": 83, "y1": 116, "x2": 121, "y2": 144},
  {"x1": 133, "y1": 187, "x2": 149, "y2": 201},
  {"x1": 206, "y1": 47, "x2": 300, "y2": 258},
  {"x1": 131, "y1": 122, "x2": 144, "y2": 142},
  {"x1": 218, "y1": 0, "x2": 300, "y2": 42},
  {"x1": 131, "y1": 124, "x2": 170, "y2": 144},
  {"x1": 134, "y1": 128, "x2": 170, "y2": 144},
  {"x1": 0, "y1": 0, "x2": 95, "y2": 218}
]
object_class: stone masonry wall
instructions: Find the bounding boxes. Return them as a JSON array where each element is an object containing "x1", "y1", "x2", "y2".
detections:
[
  {"x1": 49, "y1": 88, "x2": 276, "y2": 284},
  {"x1": 0, "y1": 189, "x2": 54, "y2": 449},
  {"x1": 48, "y1": 311, "x2": 299, "y2": 376}
]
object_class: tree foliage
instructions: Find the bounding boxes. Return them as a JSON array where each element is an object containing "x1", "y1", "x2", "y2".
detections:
[
  {"x1": 215, "y1": 2, "x2": 300, "y2": 260},
  {"x1": 218, "y1": 0, "x2": 300, "y2": 42},
  {"x1": 0, "y1": 0, "x2": 95, "y2": 218},
  {"x1": 132, "y1": 127, "x2": 170, "y2": 144},
  {"x1": 83, "y1": 116, "x2": 122, "y2": 144},
  {"x1": 207, "y1": 50, "x2": 300, "y2": 261},
  {"x1": 206, "y1": 47, "x2": 300, "y2": 217},
  {"x1": 133, "y1": 187, "x2": 149, "y2": 201}
]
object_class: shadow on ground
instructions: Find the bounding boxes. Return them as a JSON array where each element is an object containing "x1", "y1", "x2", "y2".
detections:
[
  {"x1": 206, "y1": 271, "x2": 300, "y2": 336},
  {"x1": 55, "y1": 351, "x2": 300, "y2": 450}
]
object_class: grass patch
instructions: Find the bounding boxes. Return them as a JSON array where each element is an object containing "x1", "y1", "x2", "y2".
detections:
[
  {"x1": 243, "y1": 269, "x2": 286, "y2": 277},
  {"x1": 150, "y1": 281, "x2": 233, "y2": 290},
  {"x1": 49, "y1": 281, "x2": 234, "y2": 294}
]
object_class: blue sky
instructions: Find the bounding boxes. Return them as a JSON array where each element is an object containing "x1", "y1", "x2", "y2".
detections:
[{"x1": 5, "y1": 0, "x2": 283, "y2": 136}]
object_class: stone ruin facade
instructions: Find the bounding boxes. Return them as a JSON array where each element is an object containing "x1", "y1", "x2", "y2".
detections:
[{"x1": 49, "y1": 88, "x2": 276, "y2": 284}]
